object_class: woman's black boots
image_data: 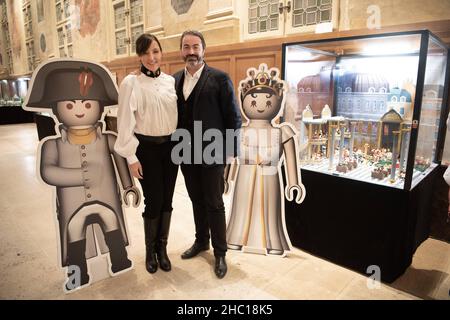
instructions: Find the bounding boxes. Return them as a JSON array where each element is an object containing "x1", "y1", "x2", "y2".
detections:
[
  {"x1": 143, "y1": 216, "x2": 159, "y2": 273},
  {"x1": 144, "y1": 212, "x2": 172, "y2": 273},
  {"x1": 157, "y1": 211, "x2": 172, "y2": 271}
]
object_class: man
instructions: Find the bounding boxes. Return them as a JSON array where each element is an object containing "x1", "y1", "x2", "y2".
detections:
[{"x1": 173, "y1": 30, "x2": 242, "y2": 279}]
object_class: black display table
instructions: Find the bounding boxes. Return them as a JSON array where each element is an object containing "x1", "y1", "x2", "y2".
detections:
[
  {"x1": 285, "y1": 167, "x2": 438, "y2": 283},
  {"x1": 0, "y1": 106, "x2": 34, "y2": 124}
]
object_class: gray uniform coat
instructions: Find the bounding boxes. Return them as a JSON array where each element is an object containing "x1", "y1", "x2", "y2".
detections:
[{"x1": 40, "y1": 124, "x2": 133, "y2": 266}]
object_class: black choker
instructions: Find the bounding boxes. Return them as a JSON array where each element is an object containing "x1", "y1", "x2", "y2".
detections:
[{"x1": 141, "y1": 64, "x2": 161, "y2": 78}]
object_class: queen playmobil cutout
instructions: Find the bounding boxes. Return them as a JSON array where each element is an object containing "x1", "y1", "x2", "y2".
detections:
[
  {"x1": 225, "y1": 64, "x2": 306, "y2": 256},
  {"x1": 23, "y1": 59, "x2": 140, "y2": 291}
]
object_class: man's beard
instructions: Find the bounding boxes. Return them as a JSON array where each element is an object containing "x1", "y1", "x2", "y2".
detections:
[{"x1": 184, "y1": 54, "x2": 203, "y2": 66}]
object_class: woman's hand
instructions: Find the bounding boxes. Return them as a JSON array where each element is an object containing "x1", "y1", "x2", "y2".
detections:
[{"x1": 129, "y1": 161, "x2": 143, "y2": 179}]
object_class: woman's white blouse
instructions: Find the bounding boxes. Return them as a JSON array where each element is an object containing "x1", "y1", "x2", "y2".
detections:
[{"x1": 114, "y1": 72, "x2": 178, "y2": 164}]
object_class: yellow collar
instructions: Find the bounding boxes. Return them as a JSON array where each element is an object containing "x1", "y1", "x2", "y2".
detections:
[{"x1": 67, "y1": 127, "x2": 97, "y2": 145}]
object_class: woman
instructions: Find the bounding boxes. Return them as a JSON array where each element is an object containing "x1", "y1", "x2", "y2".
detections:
[{"x1": 115, "y1": 34, "x2": 178, "y2": 274}]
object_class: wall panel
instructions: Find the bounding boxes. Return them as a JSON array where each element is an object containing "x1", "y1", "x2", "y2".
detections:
[{"x1": 105, "y1": 19, "x2": 450, "y2": 88}]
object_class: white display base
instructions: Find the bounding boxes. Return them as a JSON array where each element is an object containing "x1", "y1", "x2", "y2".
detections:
[
  {"x1": 242, "y1": 246, "x2": 267, "y2": 255},
  {"x1": 87, "y1": 254, "x2": 111, "y2": 284}
]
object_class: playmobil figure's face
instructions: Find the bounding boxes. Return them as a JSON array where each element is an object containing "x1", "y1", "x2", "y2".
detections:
[
  {"x1": 242, "y1": 89, "x2": 281, "y2": 120},
  {"x1": 56, "y1": 100, "x2": 101, "y2": 127}
]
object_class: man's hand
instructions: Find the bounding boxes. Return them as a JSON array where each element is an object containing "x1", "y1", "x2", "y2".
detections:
[{"x1": 129, "y1": 161, "x2": 143, "y2": 179}]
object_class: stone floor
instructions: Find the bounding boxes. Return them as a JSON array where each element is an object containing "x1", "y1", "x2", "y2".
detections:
[{"x1": 0, "y1": 123, "x2": 448, "y2": 300}]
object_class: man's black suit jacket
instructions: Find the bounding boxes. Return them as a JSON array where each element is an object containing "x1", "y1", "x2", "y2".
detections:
[{"x1": 173, "y1": 63, "x2": 242, "y2": 164}]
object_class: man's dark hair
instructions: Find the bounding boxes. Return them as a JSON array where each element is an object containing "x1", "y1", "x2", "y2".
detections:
[
  {"x1": 180, "y1": 30, "x2": 206, "y2": 49},
  {"x1": 136, "y1": 33, "x2": 162, "y2": 56}
]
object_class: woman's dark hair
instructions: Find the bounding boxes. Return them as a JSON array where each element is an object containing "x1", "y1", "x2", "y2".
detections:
[
  {"x1": 136, "y1": 33, "x2": 162, "y2": 56},
  {"x1": 180, "y1": 30, "x2": 206, "y2": 49}
]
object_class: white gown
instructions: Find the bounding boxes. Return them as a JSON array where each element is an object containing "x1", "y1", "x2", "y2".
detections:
[{"x1": 226, "y1": 124, "x2": 295, "y2": 254}]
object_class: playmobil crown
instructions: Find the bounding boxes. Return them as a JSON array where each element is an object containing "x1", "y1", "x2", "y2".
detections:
[{"x1": 240, "y1": 64, "x2": 284, "y2": 99}]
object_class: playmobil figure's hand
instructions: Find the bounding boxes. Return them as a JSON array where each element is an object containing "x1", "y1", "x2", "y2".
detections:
[
  {"x1": 285, "y1": 184, "x2": 306, "y2": 204},
  {"x1": 129, "y1": 161, "x2": 143, "y2": 179},
  {"x1": 123, "y1": 186, "x2": 140, "y2": 207}
]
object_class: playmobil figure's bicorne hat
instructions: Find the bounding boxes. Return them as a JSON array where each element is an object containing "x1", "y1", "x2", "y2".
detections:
[
  {"x1": 240, "y1": 64, "x2": 284, "y2": 101},
  {"x1": 25, "y1": 59, "x2": 118, "y2": 109}
]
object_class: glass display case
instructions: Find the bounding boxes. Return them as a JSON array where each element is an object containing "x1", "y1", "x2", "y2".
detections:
[
  {"x1": 282, "y1": 30, "x2": 449, "y2": 190},
  {"x1": 0, "y1": 78, "x2": 33, "y2": 125},
  {"x1": 282, "y1": 30, "x2": 449, "y2": 282},
  {"x1": 0, "y1": 78, "x2": 29, "y2": 106}
]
